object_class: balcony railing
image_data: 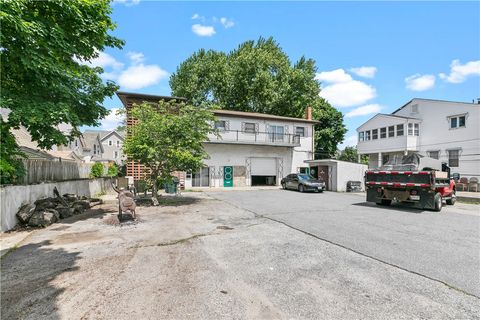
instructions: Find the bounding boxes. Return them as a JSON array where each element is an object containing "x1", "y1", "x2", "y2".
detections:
[{"x1": 207, "y1": 130, "x2": 301, "y2": 147}]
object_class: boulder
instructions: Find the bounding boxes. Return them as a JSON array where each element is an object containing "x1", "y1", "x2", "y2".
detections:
[
  {"x1": 56, "y1": 205, "x2": 75, "y2": 219},
  {"x1": 16, "y1": 204, "x2": 36, "y2": 224},
  {"x1": 62, "y1": 194, "x2": 78, "y2": 202},
  {"x1": 34, "y1": 198, "x2": 58, "y2": 210},
  {"x1": 71, "y1": 200, "x2": 90, "y2": 210},
  {"x1": 28, "y1": 209, "x2": 59, "y2": 227}
]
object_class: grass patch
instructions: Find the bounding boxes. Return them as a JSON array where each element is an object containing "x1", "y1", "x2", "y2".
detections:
[{"x1": 457, "y1": 197, "x2": 480, "y2": 205}]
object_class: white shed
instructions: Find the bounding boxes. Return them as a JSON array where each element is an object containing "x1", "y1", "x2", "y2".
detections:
[{"x1": 305, "y1": 159, "x2": 368, "y2": 192}]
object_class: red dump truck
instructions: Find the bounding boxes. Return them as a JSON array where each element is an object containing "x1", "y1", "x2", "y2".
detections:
[{"x1": 365, "y1": 154, "x2": 456, "y2": 211}]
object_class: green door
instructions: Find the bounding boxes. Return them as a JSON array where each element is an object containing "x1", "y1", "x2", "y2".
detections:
[{"x1": 224, "y1": 166, "x2": 233, "y2": 187}]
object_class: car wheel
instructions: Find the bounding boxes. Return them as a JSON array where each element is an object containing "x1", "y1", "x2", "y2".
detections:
[
  {"x1": 434, "y1": 192, "x2": 443, "y2": 212},
  {"x1": 446, "y1": 190, "x2": 456, "y2": 205},
  {"x1": 298, "y1": 184, "x2": 305, "y2": 193},
  {"x1": 282, "y1": 182, "x2": 287, "y2": 190},
  {"x1": 318, "y1": 189, "x2": 324, "y2": 193}
]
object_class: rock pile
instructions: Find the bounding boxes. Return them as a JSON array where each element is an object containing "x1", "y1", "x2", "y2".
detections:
[{"x1": 16, "y1": 193, "x2": 102, "y2": 228}]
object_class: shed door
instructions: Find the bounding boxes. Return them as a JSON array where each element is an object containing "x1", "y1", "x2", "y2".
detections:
[{"x1": 250, "y1": 158, "x2": 277, "y2": 176}]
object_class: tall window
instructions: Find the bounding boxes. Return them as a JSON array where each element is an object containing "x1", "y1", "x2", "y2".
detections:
[
  {"x1": 372, "y1": 129, "x2": 378, "y2": 140},
  {"x1": 449, "y1": 115, "x2": 466, "y2": 129},
  {"x1": 116, "y1": 140, "x2": 120, "y2": 147},
  {"x1": 408, "y1": 123, "x2": 413, "y2": 135},
  {"x1": 397, "y1": 124, "x2": 404, "y2": 136},
  {"x1": 295, "y1": 126, "x2": 305, "y2": 137},
  {"x1": 448, "y1": 150, "x2": 460, "y2": 167},
  {"x1": 268, "y1": 125, "x2": 284, "y2": 141},
  {"x1": 388, "y1": 126, "x2": 395, "y2": 137},
  {"x1": 428, "y1": 151, "x2": 439, "y2": 160},
  {"x1": 93, "y1": 144, "x2": 97, "y2": 155},
  {"x1": 243, "y1": 122, "x2": 256, "y2": 133},
  {"x1": 359, "y1": 132, "x2": 364, "y2": 142},
  {"x1": 365, "y1": 130, "x2": 371, "y2": 141},
  {"x1": 414, "y1": 123, "x2": 419, "y2": 136},
  {"x1": 108, "y1": 140, "x2": 112, "y2": 146},
  {"x1": 114, "y1": 151, "x2": 118, "y2": 158},
  {"x1": 380, "y1": 127, "x2": 387, "y2": 139}
]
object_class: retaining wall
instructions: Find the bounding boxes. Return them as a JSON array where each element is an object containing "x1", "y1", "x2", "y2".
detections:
[{"x1": 0, "y1": 178, "x2": 114, "y2": 232}]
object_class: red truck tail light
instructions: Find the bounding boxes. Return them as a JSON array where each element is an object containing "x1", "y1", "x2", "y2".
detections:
[{"x1": 377, "y1": 188, "x2": 382, "y2": 193}]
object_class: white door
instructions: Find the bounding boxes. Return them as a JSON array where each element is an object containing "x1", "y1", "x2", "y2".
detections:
[{"x1": 250, "y1": 158, "x2": 277, "y2": 176}]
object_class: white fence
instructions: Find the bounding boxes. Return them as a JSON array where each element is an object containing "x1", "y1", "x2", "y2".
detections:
[{"x1": 18, "y1": 159, "x2": 93, "y2": 185}]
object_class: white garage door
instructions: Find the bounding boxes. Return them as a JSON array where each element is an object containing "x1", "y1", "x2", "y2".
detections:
[{"x1": 250, "y1": 158, "x2": 277, "y2": 176}]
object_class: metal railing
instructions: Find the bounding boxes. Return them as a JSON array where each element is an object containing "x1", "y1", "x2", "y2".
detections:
[{"x1": 208, "y1": 130, "x2": 301, "y2": 146}]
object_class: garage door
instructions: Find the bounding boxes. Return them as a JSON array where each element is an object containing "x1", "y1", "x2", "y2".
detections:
[{"x1": 250, "y1": 158, "x2": 277, "y2": 176}]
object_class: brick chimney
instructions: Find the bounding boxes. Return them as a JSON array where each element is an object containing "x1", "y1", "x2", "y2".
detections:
[{"x1": 305, "y1": 106, "x2": 312, "y2": 120}]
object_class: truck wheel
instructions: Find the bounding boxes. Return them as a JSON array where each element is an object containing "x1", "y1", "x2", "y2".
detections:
[
  {"x1": 298, "y1": 184, "x2": 305, "y2": 193},
  {"x1": 446, "y1": 190, "x2": 456, "y2": 205},
  {"x1": 434, "y1": 192, "x2": 443, "y2": 212}
]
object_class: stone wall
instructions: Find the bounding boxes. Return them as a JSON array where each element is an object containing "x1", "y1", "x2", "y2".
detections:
[{"x1": 0, "y1": 178, "x2": 114, "y2": 232}]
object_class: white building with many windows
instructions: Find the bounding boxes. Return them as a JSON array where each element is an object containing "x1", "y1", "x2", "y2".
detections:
[{"x1": 356, "y1": 98, "x2": 480, "y2": 179}]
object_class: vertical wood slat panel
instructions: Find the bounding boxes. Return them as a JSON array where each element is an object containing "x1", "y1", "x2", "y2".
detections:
[{"x1": 17, "y1": 160, "x2": 94, "y2": 185}]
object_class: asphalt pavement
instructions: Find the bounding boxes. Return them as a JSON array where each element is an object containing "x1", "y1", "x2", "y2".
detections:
[{"x1": 207, "y1": 189, "x2": 480, "y2": 298}]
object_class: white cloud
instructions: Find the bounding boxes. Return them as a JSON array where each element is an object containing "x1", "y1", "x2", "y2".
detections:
[
  {"x1": 117, "y1": 64, "x2": 169, "y2": 90},
  {"x1": 192, "y1": 24, "x2": 216, "y2": 37},
  {"x1": 439, "y1": 59, "x2": 480, "y2": 84},
  {"x1": 127, "y1": 51, "x2": 145, "y2": 64},
  {"x1": 192, "y1": 13, "x2": 200, "y2": 19},
  {"x1": 405, "y1": 74, "x2": 435, "y2": 91},
  {"x1": 113, "y1": 0, "x2": 140, "y2": 6},
  {"x1": 76, "y1": 51, "x2": 124, "y2": 70},
  {"x1": 345, "y1": 104, "x2": 382, "y2": 118},
  {"x1": 220, "y1": 17, "x2": 235, "y2": 28},
  {"x1": 316, "y1": 69, "x2": 376, "y2": 108},
  {"x1": 339, "y1": 134, "x2": 358, "y2": 149},
  {"x1": 350, "y1": 66, "x2": 377, "y2": 78},
  {"x1": 315, "y1": 69, "x2": 352, "y2": 83},
  {"x1": 99, "y1": 108, "x2": 125, "y2": 131}
]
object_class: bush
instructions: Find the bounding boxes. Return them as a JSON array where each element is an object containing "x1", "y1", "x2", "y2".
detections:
[
  {"x1": 107, "y1": 163, "x2": 118, "y2": 177},
  {"x1": 90, "y1": 162, "x2": 104, "y2": 178}
]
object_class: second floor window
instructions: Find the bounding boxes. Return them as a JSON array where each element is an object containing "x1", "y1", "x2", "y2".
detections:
[
  {"x1": 427, "y1": 151, "x2": 439, "y2": 160},
  {"x1": 448, "y1": 149, "x2": 460, "y2": 167},
  {"x1": 449, "y1": 115, "x2": 466, "y2": 129},
  {"x1": 269, "y1": 125, "x2": 284, "y2": 141},
  {"x1": 109, "y1": 140, "x2": 112, "y2": 146},
  {"x1": 117, "y1": 140, "x2": 120, "y2": 147},
  {"x1": 388, "y1": 126, "x2": 395, "y2": 137},
  {"x1": 414, "y1": 123, "x2": 419, "y2": 136},
  {"x1": 359, "y1": 132, "x2": 364, "y2": 142},
  {"x1": 93, "y1": 144, "x2": 97, "y2": 154},
  {"x1": 295, "y1": 126, "x2": 305, "y2": 137},
  {"x1": 365, "y1": 130, "x2": 371, "y2": 141},
  {"x1": 214, "y1": 120, "x2": 226, "y2": 131},
  {"x1": 380, "y1": 127, "x2": 386, "y2": 139},
  {"x1": 397, "y1": 124, "x2": 404, "y2": 136},
  {"x1": 244, "y1": 122, "x2": 256, "y2": 133},
  {"x1": 372, "y1": 129, "x2": 378, "y2": 140}
]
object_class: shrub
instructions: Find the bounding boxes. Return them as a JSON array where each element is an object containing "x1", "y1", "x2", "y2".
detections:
[
  {"x1": 90, "y1": 162, "x2": 104, "y2": 178},
  {"x1": 107, "y1": 163, "x2": 118, "y2": 177}
]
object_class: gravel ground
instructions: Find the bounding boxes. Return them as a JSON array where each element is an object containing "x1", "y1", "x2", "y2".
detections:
[{"x1": 1, "y1": 191, "x2": 479, "y2": 319}]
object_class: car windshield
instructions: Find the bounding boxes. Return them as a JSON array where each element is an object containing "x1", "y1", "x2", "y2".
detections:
[{"x1": 298, "y1": 174, "x2": 313, "y2": 180}]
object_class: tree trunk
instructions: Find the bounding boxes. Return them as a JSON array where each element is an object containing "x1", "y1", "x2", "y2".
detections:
[{"x1": 151, "y1": 180, "x2": 160, "y2": 206}]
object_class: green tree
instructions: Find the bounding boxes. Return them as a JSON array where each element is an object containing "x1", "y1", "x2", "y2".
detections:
[
  {"x1": 107, "y1": 163, "x2": 118, "y2": 177},
  {"x1": 90, "y1": 162, "x2": 105, "y2": 178},
  {"x1": 0, "y1": 118, "x2": 25, "y2": 184},
  {"x1": 337, "y1": 146, "x2": 368, "y2": 164},
  {"x1": 123, "y1": 101, "x2": 217, "y2": 204},
  {"x1": 0, "y1": 0, "x2": 124, "y2": 179},
  {"x1": 170, "y1": 37, "x2": 346, "y2": 158}
]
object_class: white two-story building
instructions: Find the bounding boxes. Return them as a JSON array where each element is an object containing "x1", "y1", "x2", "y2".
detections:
[
  {"x1": 357, "y1": 98, "x2": 480, "y2": 179},
  {"x1": 117, "y1": 91, "x2": 317, "y2": 188}
]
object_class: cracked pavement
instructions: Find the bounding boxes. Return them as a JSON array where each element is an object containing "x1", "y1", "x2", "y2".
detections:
[{"x1": 1, "y1": 191, "x2": 479, "y2": 319}]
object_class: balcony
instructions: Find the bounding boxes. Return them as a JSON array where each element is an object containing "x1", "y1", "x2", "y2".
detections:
[
  {"x1": 357, "y1": 135, "x2": 419, "y2": 155},
  {"x1": 206, "y1": 130, "x2": 301, "y2": 147}
]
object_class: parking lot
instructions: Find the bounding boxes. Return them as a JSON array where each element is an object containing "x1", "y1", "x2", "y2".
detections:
[{"x1": 1, "y1": 189, "x2": 479, "y2": 319}]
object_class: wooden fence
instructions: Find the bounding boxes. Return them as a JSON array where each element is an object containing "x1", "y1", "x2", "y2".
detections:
[{"x1": 18, "y1": 159, "x2": 93, "y2": 185}]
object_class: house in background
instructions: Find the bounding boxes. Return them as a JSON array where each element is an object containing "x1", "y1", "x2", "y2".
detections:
[
  {"x1": 356, "y1": 98, "x2": 480, "y2": 179},
  {"x1": 117, "y1": 91, "x2": 317, "y2": 188}
]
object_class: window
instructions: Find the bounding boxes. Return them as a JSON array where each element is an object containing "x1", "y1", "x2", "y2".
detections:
[
  {"x1": 427, "y1": 151, "x2": 439, "y2": 160},
  {"x1": 396, "y1": 124, "x2": 404, "y2": 136},
  {"x1": 411, "y1": 104, "x2": 418, "y2": 113},
  {"x1": 448, "y1": 150, "x2": 460, "y2": 167},
  {"x1": 243, "y1": 122, "x2": 256, "y2": 133},
  {"x1": 214, "y1": 120, "x2": 226, "y2": 131},
  {"x1": 359, "y1": 132, "x2": 364, "y2": 142},
  {"x1": 117, "y1": 140, "x2": 120, "y2": 147},
  {"x1": 75, "y1": 140, "x2": 78, "y2": 147},
  {"x1": 93, "y1": 144, "x2": 97, "y2": 155},
  {"x1": 414, "y1": 123, "x2": 419, "y2": 136},
  {"x1": 449, "y1": 115, "x2": 466, "y2": 129},
  {"x1": 388, "y1": 126, "x2": 395, "y2": 137},
  {"x1": 295, "y1": 126, "x2": 305, "y2": 137},
  {"x1": 382, "y1": 154, "x2": 390, "y2": 165},
  {"x1": 365, "y1": 130, "x2": 371, "y2": 141},
  {"x1": 108, "y1": 140, "x2": 112, "y2": 146},
  {"x1": 380, "y1": 127, "x2": 387, "y2": 139},
  {"x1": 408, "y1": 123, "x2": 413, "y2": 135},
  {"x1": 268, "y1": 125, "x2": 284, "y2": 141},
  {"x1": 114, "y1": 151, "x2": 118, "y2": 158},
  {"x1": 372, "y1": 129, "x2": 378, "y2": 140}
]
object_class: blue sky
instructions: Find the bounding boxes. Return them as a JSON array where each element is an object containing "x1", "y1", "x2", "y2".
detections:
[{"x1": 93, "y1": 1, "x2": 480, "y2": 148}]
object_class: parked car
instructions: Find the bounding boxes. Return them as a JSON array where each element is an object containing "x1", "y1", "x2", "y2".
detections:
[{"x1": 281, "y1": 173, "x2": 325, "y2": 193}]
